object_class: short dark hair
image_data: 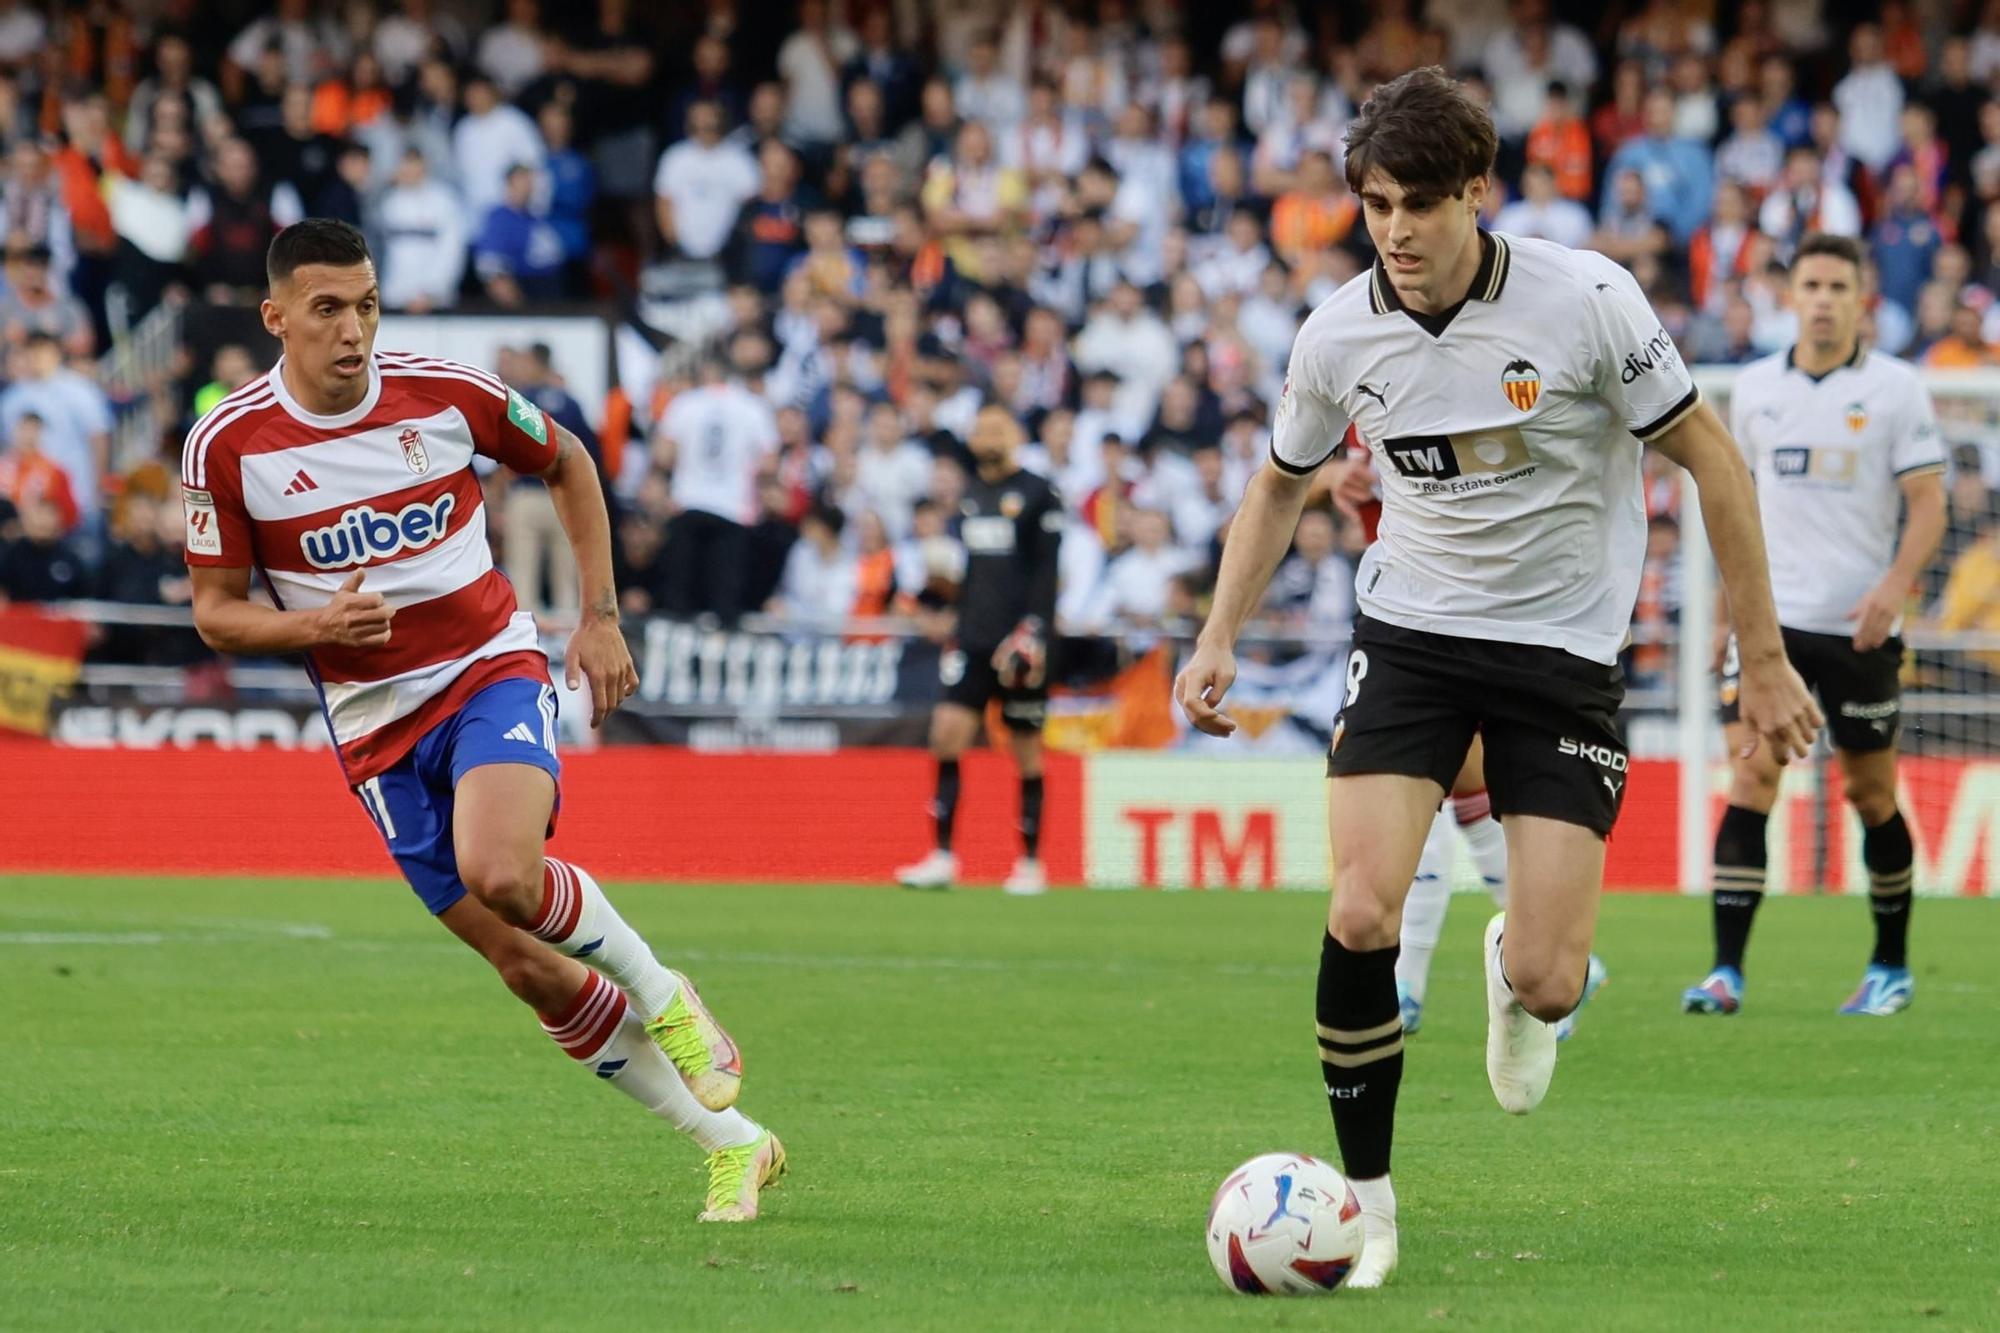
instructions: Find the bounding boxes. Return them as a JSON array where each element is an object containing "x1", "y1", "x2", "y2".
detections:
[
  {"x1": 1792, "y1": 232, "x2": 1865, "y2": 274},
  {"x1": 1342, "y1": 66, "x2": 1498, "y2": 200},
  {"x1": 266, "y1": 218, "x2": 372, "y2": 288},
  {"x1": 806, "y1": 502, "x2": 846, "y2": 537}
]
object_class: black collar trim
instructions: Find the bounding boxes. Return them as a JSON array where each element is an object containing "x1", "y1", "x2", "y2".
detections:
[
  {"x1": 1784, "y1": 340, "x2": 1865, "y2": 383},
  {"x1": 1368, "y1": 231, "x2": 1510, "y2": 338}
]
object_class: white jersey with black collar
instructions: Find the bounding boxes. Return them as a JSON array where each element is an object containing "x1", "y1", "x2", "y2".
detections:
[
  {"x1": 1270, "y1": 231, "x2": 1700, "y2": 664},
  {"x1": 1728, "y1": 345, "x2": 1944, "y2": 637}
]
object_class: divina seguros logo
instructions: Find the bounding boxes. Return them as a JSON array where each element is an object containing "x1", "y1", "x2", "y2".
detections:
[
  {"x1": 1620, "y1": 327, "x2": 1678, "y2": 383},
  {"x1": 300, "y1": 494, "x2": 456, "y2": 569}
]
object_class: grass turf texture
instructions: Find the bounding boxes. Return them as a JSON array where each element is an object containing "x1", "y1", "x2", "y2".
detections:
[{"x1": 2, "y1": 878, "x2": 1997, "y2": 1332}]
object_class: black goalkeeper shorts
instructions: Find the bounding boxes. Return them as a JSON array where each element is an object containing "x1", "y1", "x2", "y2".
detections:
[{"x1": 940, "y1": 641, "x2": 1047, "y2": 733}]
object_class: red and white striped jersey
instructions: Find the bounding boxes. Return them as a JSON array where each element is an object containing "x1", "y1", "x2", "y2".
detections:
[{"x1": 180, "y1": 350, "x2": 560, "y2": 781}]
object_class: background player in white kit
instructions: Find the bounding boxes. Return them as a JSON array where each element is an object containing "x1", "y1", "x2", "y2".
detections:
[
  {"x1": 1174, "y1": 69, "x2": 1821, "y2": 1289},
  {"x1": 1682, "y1": 233, "x2": 1947, "y2": 1019}
]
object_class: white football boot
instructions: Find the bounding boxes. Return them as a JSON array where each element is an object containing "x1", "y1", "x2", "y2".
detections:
[
  {"x1": 896, "y1": 849, "x2": 957, "y2": 889},
  {"x1": 1483, "y1": 912, "x2": 1557, "y2": 1115},
  {"x1": 1002, "y1": 857, "x2": 1047, "y2": 895}
]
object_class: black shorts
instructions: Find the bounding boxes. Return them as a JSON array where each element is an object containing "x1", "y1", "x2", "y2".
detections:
[
  {"x1": 941, "y1": 641, "x2": 1047, "y2": 733},
  {"x1": 1719, "y1": 628, "x2": 1901, "y2": 753},
  {"x1": 1327, "y1": 617, "x2": 1629, "y2": 836}
]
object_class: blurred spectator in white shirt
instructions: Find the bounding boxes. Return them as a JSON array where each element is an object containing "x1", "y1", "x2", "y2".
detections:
[
  {"x1": 1073, "y1": 281, "x2": 1178, "y2": 432},
  {"x1": 375, "y1": 0, "x2": 468, "y2": 88},
  {"x1": 777, "y1": 0, "x2": 858, "y2": 147},
  {"x1": 451, "y1": 70, "x2": 544, "y2": 223},
  {"x1": 1090, "y1": 507, "x2": 1197, "y2": 626},
  {"x1": 1493, "y1": 163, "x2": 1593, "y2": 249},
  {"x1": 227, "y1": 0, "x2": 349, "y2": 89},
  {"x1": 1714, "y1": 94, "x2": 1784, "y2": 193},
  {"x1": 377, "y1": 149, "x2": 467, "y2": 311},
  {"x1": 955, "y1": 33, "x2": 1026, "y2": 133},
  {"x1": 772, "y1": 503, "x2": 858, "y2": 621},
  {"x1": 1171, "y1": 445, "x2": 1239, "y2": 553},
  {"x1": 1264, "y1": 508, "x2": 1356, "y2": 629},
  {"x1": 654, "y1": 101, "x2": 761, "y2": 261},
  {"x1": 478, "y1": 0, "x2": 549, "y2": 99},
  {"x1": 1195, "y1": 212, "x2": 1274, "y2": 299},
  {"x1": 856, "y1": 401, "x2": 933, "y2": 539},
  {"x1": 0, "y1": 333, "x2": 111, "y2": 521},
  {"x1": 1833, "y1": 24, "x2": 1904, "y2": 172}
]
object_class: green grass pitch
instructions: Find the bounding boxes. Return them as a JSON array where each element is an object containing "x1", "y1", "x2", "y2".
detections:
[{"x1": 3, "y1": 876, "x2": 1997, "y2": 1331}]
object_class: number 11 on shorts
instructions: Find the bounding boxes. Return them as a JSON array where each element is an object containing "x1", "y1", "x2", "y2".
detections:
[{"x1": 358, "y1": 776, "x2": 398, "y2": 840}]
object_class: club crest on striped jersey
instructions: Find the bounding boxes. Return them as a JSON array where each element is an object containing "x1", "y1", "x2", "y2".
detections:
[
  {"x1": 1845, "y1": 402, "x2": 1867, "y2": 433},
  {"x1": 1501, "y1": 359, "x2": 1541, "y2": 412},
  {"x1": 399, "y1": 427, "x2": 429, "y2": 474}
]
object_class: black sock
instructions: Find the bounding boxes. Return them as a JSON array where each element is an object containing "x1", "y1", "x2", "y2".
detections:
[
  {"x1": 1863, "y1": 810, "x2": 1914, "y2": 968},
  {"x1": 1315, "y1": 932, "x2": 1403, "y2": 1180},
  {"x1": 1020, "y1": 774, "x2": 1044, "y2": 858},
  {"x1": 933, "y1": 758, "x2": 961, "y2": 852},
  {"x1": 1712, "y1": 803, "x2": 1769, "y2": 971}
]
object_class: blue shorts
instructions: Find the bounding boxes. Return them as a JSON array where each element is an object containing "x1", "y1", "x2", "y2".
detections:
[{"x1": 352, "y1": 677, "x2": 563, "y2": 915}]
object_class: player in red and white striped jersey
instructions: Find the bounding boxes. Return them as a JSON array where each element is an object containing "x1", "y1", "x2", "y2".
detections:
[{"x1": 183, "y1": 220, "x2": 786, "y2": 1222}]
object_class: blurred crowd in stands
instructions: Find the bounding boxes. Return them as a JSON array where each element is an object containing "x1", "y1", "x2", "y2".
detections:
[{"x1": 3, "y1": 0, "x2": 2000, "y2": 693}]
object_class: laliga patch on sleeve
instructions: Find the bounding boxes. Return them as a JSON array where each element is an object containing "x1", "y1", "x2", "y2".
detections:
[
  {"x1": 506, "y1": 387, "x2": 548, "y2": 445},
  {"x1": 184, "y1": 487, "x2": 222, "y2": 557}
]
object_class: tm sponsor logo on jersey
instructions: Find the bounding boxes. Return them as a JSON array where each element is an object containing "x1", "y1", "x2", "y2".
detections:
[
  {"x1": 300, "y1": 494, "x2": 456, "y2": 569},
  {"x1": 1620, "y1": 327, "x2": 1678, "y2": 383},
  {"x1": 1383, "y1": 429, "x2": 1536, "y2": 493}
]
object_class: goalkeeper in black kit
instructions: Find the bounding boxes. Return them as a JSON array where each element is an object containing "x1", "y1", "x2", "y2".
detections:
[{"x1": 898, "y1": 404, "x2": 1064, "y2": 895}]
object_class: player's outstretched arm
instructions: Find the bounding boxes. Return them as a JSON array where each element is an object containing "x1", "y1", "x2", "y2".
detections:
[
  {"x1": 190, "y1": 564, "x2": 391, "y2": 656},
  {"x1": 538, "y1": 424, "x2": 639, "y2": 727},
  {"x1": 1174, "y1": 461, "x2": 1315, "y2": 737},
  {"x1": 1650, "y1": 403, "x2": 1823, "y2": 762}
]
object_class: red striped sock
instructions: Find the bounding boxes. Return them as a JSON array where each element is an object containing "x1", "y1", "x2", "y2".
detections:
[
  {"x1": 529, "y1": 859, "x2": 586, "y2": 942},
  {"x1": 538, "y1": 970, "x2": 627, "y2": 1062},
  {"x1": 527, "y1": 857, "x2": 679, "y2": 1018},
  {"x1": 1451, "y1": 789, "x2": 1491, "y2": 826}
]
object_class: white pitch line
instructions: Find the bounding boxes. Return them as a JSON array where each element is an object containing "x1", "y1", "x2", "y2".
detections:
[
  {"x1": 0, "y1": 929, "x2": 1306, "y2": 978},
  {"x1": 0, "y1": 906, "x2": 334, "y2": 939}
]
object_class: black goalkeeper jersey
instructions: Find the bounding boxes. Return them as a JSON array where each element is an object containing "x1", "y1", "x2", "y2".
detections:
[{"x1": 955, "y1": 466, "x2": 1062, "y2": 647}]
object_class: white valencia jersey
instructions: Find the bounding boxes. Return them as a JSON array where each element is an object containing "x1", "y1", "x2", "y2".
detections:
[
  {"x1": 1271, "y1": 232, "x2": 1700, "y2": 664},
  {"x1": 1729, "y1": 346, "x2": 1945, "y2": 636},
  {"x1": 180, "y1": 351, "x2": 559, "y2": 781}
]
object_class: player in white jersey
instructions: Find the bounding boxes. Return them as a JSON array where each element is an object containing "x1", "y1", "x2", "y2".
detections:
[
  {"x1": 1682, "y1": 233, "x2": 1947, "y2": 1020},
  {"x1": 1326, "y1": 456, "x2": 1608, "y2": 1043},
  {"x1": 184, "y1": 221, "x2": 786, "y2": 1222},
  {"x1": 1174, "y1": 70, "x2": 1820, "y2": 1289},
  {"x1": 654, "y1": 353, "x2": 780, "y2": 622}
]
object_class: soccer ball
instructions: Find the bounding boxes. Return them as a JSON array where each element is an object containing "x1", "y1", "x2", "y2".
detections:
[{"x1": 1205, "y1": 1152, "x2": 1365, "y2": 1295}]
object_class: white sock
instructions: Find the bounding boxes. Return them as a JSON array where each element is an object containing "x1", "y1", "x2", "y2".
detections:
[
  {"x1": 1396, "y1": 813, "x2": 1454, "y2": 1005},
  {"x1": 1453, "y1": 790, "x2": 1509, "y2": 906},
  {"x1": 539, "y1": 971, "x2": 760, "y2": 1152},
  {"x1": 530, "y1": 858, "x2": 682, "y2": 1018},
  {"x1": 1348, "y1": 1172, "x2": 1397, "y2": 1224}
]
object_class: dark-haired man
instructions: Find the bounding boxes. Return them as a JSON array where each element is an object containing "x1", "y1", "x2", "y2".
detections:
[
  {"x1": 181, "y1": 220, "x2": 787, "y2": 1222},
  {"x1": 1175, "y1": 68, "x2": 1820, "y2": 1287},
  {"x1": 898, "y1": 403, "x2": 1063, "y2": 895},
  {"x1": 1683, "y1": 233, "x2": 1947, "y2": 1019}
]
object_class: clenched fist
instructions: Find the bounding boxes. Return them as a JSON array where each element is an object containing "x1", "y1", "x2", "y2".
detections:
[{"x1": 318, "y1": 568, "x2": 394, "y2": 647}]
